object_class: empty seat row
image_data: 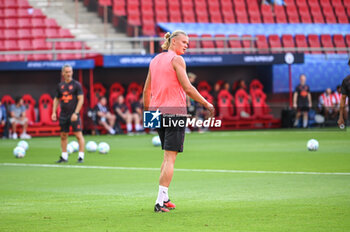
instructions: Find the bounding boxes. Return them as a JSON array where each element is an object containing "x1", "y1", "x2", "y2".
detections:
[
  {"x1": 0, "y1": 0, "x2": 31, "y2": 9},
  {"x1": 109, "y1": 0, "x2": 350, "y2": 36},
  {"x1": 0, "y1": 8, "x2": 45, "y2": 18},
  {"x1": 0, "y1": 18, "x2": 60, "y2": 29},
  {"x1": 0, "y1": 40, "x2": 86, "y2": 51},
  {"x1": 0, "y1": 28, "x2": 74, "y2": 40},
  {"x1": 0, "y1": 53, "x2": 97, "y2": 62},
  {"x1": 186, "y1": 33, "x2": 350, "y2": 54}
]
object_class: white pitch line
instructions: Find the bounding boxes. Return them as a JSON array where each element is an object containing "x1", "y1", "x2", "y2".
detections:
[{"x1": 1, "y1": 163, "x2": 350, "y2": 176}]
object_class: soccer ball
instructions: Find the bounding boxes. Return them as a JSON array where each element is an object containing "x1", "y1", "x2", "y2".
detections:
[
  {"x1": 98, "y1": 142, "x2": 110, "y2": 154},
  {"x1": 69, "y1": 141, "x2": 79, "y2": 152},
  {"x1": 13, "y1": 146, "x2": 25, "y2": 158},
  {"x1": 66, "y1": 144, "x2": 74, "y2": 154},
  {"x1": 17, "y1": 140, "x2": 29, "y2": 151},
  {"x1": 152, "y1": 136, "x2": 161, "y2": 147},
  {"x1": 86, "y1": 141, "x2": 97, "y2": 152},
  {"x1": 307, "y1": 139, "x2": 319, "y2": 151}
]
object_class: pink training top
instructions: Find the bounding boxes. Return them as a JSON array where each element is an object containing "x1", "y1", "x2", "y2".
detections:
[{"x1": 149, "y1": 50, "x2": 187, "y2": 114}]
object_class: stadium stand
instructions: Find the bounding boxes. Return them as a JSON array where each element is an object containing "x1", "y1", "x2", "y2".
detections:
[{"x1": 0, "y1": 0, "x2": 89, "y2": 61}]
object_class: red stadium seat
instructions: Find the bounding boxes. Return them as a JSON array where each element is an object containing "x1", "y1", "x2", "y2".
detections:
[
  {"x1": 155, "y1": 9, "x2": 168, "y2": 22},
  {"x1": 22, "y1": 94, "x2": 37, "y2": 125},
  {"x1": 201, "y1": 34, "x2": 215, "y2": 54},
  {"x1": 113, "y1": 3, "x2": 126, "y2": 16},
  {"x1": 18, "y1": 18, "x2": 32, "y2": 28},
  {"x1": 210, "y1": 10, "x2": 223, "y2": 23},
  {"x1": 337, "y1": 15, "x2": 349, "y2": 24},
  {"x1": 320, "y1": 34, "x2": 335, "y2": 54},
  {"x1": 308, "y1": 34, "x2": 322, "y2": 54},
  {"x1": 242, "y1": 34, "x2": 254, "y2": 54},
  {"x1": 249, "y1": 79, "x2": 264, "y2": 93},
  {"x1": 261, "y1": 4, "x2": 274, "y2": 23},
  {"x1": 256, "y1": 35, "x2": 269, "y2": 54},
  {"x1": 197, "y1": 81, "x2": 212, "y2": 92},
  {"x1": 92, "y1": 83, "x2": 106, "y2": 107},
  {"x1": 251, "y1": 89, "x2": 273, "y2": 119},
  {"x1": 57, "y1": 53, "x2": 82, "y2": 60},
  {"x1": 215, "y1": 34, "x2": 226, "y2": 51},
  {"x1": 235, "y1": 89, "x2": 251, "y2": 119},
  {"x1": 4, "y1": 19, "x2": 18, "y2": 28},
  {"x1": 45, "y1": 28, "x2": 60, "y2": 38},
  {"x1": 128, "y1": 13, "x2": 141, "y2": 26},
  {"x1": 18, "y1": 40, "x2": 32, "y2": 50},
  {"x1": 183, "y1": 9, "x2": 196, "y2": 22},
  {"x1": 333, "y1": 34, "x2": 347, "y2": 54},
  {"x1": 188, "y1": 34, "x2": 199, "y2": 51},
  {"x1": 28, "y1": 54, "x2": 53, "y2": 61},
  {"x1": 32, "y1": 18, "x2": 45, "y2": 28},
  {"x1": 109, "y1": 82, "x2": 125, "y2": 108},
  {"x1": 38, "y1": 94, "x2": 58, "y2": 126},
  {"x1": 45, "y1": 18, "x2": 59, "y2": 28},
  {"x1": 217, "y1": 89, "x2": 236, "y2": 120},
  {"x1": 142, "y1": 23, "x2": 156, "y2": 36},
  {"x1": 32, "y1": 9, "x2": 46, "y2": 18},
  {"x1": 127, "y1": 82, "x2": 142, "y2": 97},
  {"x1": 32, "y1": 39, "x2": 52, "y2": 50},
  {"x1": 274, "y1": 5, "x2": 287, "y2": 23},
  {"x1": 4, "y1": 29, "x2": 18, "y2": 40},
  {"x1": 169, "y1": 9, "x2": 182, "y2": 22},
  {"x1": 17, "y1": 0, "x2": 31, "y2": 8},
  {"x1": 1, "y1": 95, "x2": 15, "y2": 105},
  {"x1": 295, "y1": 34, "x2": 309, "y2": 53},
  {"x1": 222, "y1": 7, "x2": 235, "y2": 23},
  {"x1": 17, "y1": 8, "x2": 32, "y2": 18},
  {"x1": 282, "y1": 34, "x2": 295, "y2": 52},
  {"x1": 228, "y1": 34, "x2": 242, "y2": 54},
  {"x1": 59, "y1": 28, "x2": 74, "y2": 38},
  {"x1": 4, "y1": 40, "x2": 19, "y2": 51},
  {"x1": 4, "y1": 9, "x2": 18, "y2": 18}
]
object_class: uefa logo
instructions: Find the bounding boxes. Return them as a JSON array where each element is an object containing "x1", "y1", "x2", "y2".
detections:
[{"x1": 143, "y1": 109, "x2": 162, "y2": 128}]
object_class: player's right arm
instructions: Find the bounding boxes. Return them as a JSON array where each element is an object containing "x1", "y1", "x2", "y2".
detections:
[
  {"x1": 52, "y1": 97, "x2": 59, "y2": 121},
  {"x1": 172, "y1": 56, "x2": 215, "y2": 116},
  {"x1": 143, "y1": 69, "x2": 151, "y2": 111}
]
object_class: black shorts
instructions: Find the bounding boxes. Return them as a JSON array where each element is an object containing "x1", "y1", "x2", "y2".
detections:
[
  {"x1": 297, "y1": 106, "x2": 309, "y2": 112},
  {"x1": 59, "y1": 115, "x2": 82, "y2": 133},
  {"x1": 157, "y1": 116, "x2": 186, "y2": 153}
]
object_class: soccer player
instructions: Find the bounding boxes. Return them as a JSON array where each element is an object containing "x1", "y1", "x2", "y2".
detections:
[
  {"x1": 338, "y1": 59, "x2": 350, "y2": 128},
  {"x1": 293, "y1": 74, "x2": 312, "y2": 128},
  {"x1": 143, "y1": 30, "x2": 215, "y2": 213},
  {"x1": 52, "y1": 65, "x2": 85, "y2": 163}
]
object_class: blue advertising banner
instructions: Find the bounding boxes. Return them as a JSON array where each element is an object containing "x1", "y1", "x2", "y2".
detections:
[
  {"x1": 0, "y1": 59, "x2": 95, "y2": 71},
  {"x1": 103, "y1": 53, "x2": 304, "y2": 68}
]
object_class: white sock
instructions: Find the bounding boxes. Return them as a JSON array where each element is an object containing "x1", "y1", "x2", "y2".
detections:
[
  {"x1": 303, "y1": 120, "x2": 308, "y2": 128},
  {"x1": 135, "y1": 124, "x2": 142, "y2": 131},
  {"x1": 127, "y1": 123, "x2": 132, "y2": 132},
  {"x1": 79, "y1": 152, "x2": 84, "y2": 159},
  {"x1": 155, "y1": 185, "x2": 168, "y2": 206},
  {"x1": 61, "y1": 152, "x2": 68, "y2": 160}
]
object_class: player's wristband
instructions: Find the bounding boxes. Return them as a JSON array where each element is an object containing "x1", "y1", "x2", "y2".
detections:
[{"x1": 74, "y1": 112, "x2": 79, "y2": 116}]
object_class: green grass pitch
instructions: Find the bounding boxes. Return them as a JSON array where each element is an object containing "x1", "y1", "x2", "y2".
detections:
[{"x1": 0, "y1": 129, "x2": 349, "y2": 232}]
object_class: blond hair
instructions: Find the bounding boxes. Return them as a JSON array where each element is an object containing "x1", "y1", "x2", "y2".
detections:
[{"x1": 161, "y1": 30, "x2": 187, "y2": 50}]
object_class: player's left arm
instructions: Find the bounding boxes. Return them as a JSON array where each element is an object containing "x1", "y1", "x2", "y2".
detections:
[
  {"x1": 143, "y1": 69, "x2": 151, "y2": 111},
  {"x1": 71, "y1": 94, "x2": 84, "y2": 121}
]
